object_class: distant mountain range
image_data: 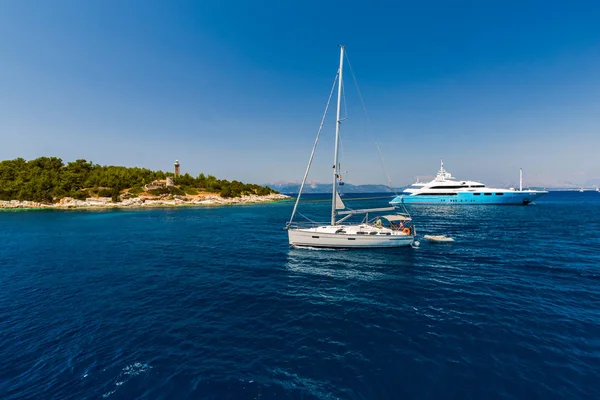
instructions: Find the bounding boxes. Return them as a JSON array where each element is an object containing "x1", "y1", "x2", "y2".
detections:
[
  {"x1": 268, "y1": 182, "x2": 400, "y2": 194},
  {"x1": 268, "y1": 181, "x2": 597, "y2": 194}
]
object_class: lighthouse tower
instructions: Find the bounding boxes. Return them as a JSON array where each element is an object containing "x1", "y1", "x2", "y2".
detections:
[{"x1": 174, "y1": 160, "x2": 180, "y2": 177}]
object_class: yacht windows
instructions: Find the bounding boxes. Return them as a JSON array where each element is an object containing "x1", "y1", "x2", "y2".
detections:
[
  {"x1": 415, "y1": 193, "x2": 458, "y2": 196},
  {"x1": 429, "y1": 185, "x2": 485, "y2": 189},
  {"x1": 484, "y1": 193, "x2": 492, "y2": 196},
  {"x1": 496, "y1": 193, "x2": 504, "y2": 196},
  {"x1": 473, "y1": 193, "x2": 481, "y2": 196}
]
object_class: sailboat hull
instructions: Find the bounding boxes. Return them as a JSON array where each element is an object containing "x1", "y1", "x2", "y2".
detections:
[{"x1": 288, "y1": 228, "x2": 414, "y2": 248}]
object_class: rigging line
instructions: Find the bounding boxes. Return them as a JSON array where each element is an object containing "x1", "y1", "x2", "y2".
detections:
[
  {"x1": 344, "y1": 51, "x2": 373, "y2": 135},
  {"x1": 298, "y1": 212, "x2": 318, "y2": 224},
  {"x1": 337, "y1": 85, "x2": 347, "y2": 192},
  {"x1": 346, "y1": 51, "x2": 411, "y2": 217},
  {"x1": 375, "y1": 142, "x2": 398, "y2": 197},
  {"x1": 346, "y1": 51, "x2": 397, "y2": 200},
  {"x1": 286, "y1": 71, "x2": 339, "y2": 228},
  {"x1": 342, "y1": 79, "x2": 348, "y2": 121},
  {"x1": 375, "y1": 142, "x2": 412, "y2": 216},
  {"x1": 338, "y1": 134, "x2": 346, "y2": 175},
  {"x1": 338, "y1": 79, "x2": 347, "y2": 192}
]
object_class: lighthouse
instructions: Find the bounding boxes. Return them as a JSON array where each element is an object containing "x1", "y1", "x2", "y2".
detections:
[{"x1": 174, "y1": 160, "x2": 180, "y2": 177}]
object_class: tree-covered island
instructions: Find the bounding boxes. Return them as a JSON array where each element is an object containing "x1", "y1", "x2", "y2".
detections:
[{"x1": 0, "y1": 157, "x2": 284, "y2": 207}]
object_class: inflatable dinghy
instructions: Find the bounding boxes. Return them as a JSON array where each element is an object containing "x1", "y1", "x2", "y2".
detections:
[{"x1": 423, "y1": 235, "x2": 454, "y2": 242}]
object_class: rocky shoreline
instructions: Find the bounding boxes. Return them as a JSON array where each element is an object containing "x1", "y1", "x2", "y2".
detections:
[{"x1": 0, "y1": 193, "x2": 291, "y2": 210}]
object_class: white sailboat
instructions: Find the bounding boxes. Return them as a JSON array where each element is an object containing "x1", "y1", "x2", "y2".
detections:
[{"x1": 285, "y1": 46, "x2": 415, "y2": 248}]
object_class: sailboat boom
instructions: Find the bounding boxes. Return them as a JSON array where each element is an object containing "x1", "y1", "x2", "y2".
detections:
[{"x1": 336, "y1": 207, "x2": 396, "y2": 215}]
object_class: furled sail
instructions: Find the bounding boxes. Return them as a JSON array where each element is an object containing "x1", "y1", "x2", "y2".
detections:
[{"x1": 335, "y1": 191, "x2": 345, "y2": 210}]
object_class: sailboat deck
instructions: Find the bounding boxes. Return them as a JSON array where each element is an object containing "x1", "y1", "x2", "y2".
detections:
[{"x1": 299, "y1": 224, "x2": 410, "y2": 236}]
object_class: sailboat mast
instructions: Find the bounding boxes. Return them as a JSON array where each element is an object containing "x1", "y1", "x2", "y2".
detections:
[{"x1": 331, "y1": 45, "x2": 345, "y2": 225}]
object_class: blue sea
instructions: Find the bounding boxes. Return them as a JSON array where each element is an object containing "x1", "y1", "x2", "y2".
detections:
[{"x1": 1, "y1": 192, "x2": 599, "y2": 399}]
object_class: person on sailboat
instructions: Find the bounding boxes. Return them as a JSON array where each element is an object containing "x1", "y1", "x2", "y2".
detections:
[
  {"x1": 374, "y1": 217, "x2": 382, "y2": 228},
  {"x1": 390, "y1": 220, "x2": 404, "y2": 230}
]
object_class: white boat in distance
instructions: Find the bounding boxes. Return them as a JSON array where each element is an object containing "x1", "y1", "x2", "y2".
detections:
[
  {"x1": 285, "y1": 46, "x2": 415, "y2": 248},
  {"x1": 390, "y1": 161, "x2": 548, "y2": 205}
]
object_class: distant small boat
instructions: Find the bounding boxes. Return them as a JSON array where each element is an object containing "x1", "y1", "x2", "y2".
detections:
[
  {"x1": 579, "y1": 188, "x2": 585, "y2": 193},
  {"x1": 423, "y1": 235, "x2": 454, "y2": 242}
]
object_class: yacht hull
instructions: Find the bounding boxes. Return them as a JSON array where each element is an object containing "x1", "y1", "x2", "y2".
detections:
[
  {"x1": 288, "y1": 229, "x2": 414, "y2": 248},
  {"x1": 390, "y1": 191, "x2": 547, "y2": 205}
]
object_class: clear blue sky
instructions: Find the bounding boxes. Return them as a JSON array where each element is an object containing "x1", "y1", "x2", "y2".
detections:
[{"x1": 1, "y1": 1, "x2": 599, "y2": 187}]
